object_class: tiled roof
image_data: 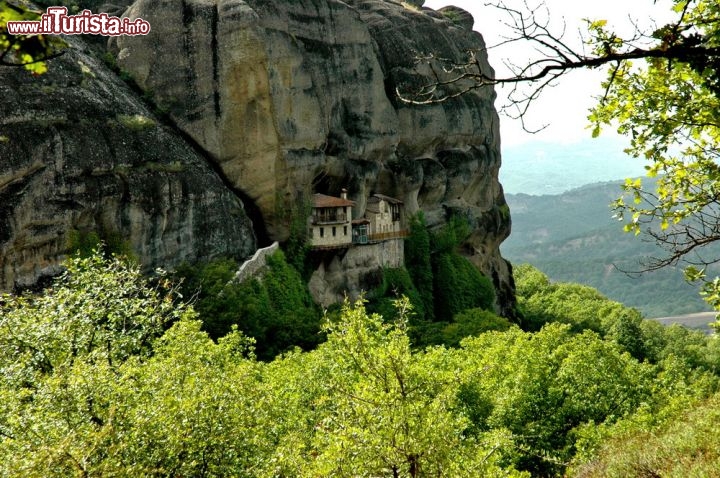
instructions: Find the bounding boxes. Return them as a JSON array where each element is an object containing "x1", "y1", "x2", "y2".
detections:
[
  {"x1": 313, "y1": 193, "x2": 355, "y2": 208},
  {"x1": 371, "y1": 193, "x2": 403, "y2": 204},
  {"x1": 366, "y1": 194, "x2": 402, "y2": 214},
  {"x1": 352, "y1": 218, "x2": 370, "y2": 225}
]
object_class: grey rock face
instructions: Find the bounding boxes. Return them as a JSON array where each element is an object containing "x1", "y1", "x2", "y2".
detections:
[
  {"x1": 0, "y1": 37, "x2": 256, "y2": 290},
  {"x1": 309, "y1": 239, "x2": 405, "y2": 308},
  {"x1": 112, "y1": 0, "x2": 514, "y2": 315}
]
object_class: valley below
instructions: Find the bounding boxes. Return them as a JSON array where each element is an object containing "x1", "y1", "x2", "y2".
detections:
[{"x1": 502, "y1": 179, "x2": 718, "y2": 319}]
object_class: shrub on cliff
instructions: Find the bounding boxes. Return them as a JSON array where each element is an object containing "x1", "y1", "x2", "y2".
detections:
[
  {"x1": 404, "y1": 212, "x2": 434, "y2": 320},
  {"x1": 175, "y1": 251, "x2": 322, "y2": 360},
  {"x1": 429, "y1": 215, "x2": 495, "y2": 321},
  {"x1": 432, "y1": 251, "x2": 495, "y2": 321},
  {"x1": 367, "y1": 266, "x2": 426, "y2": 324}
]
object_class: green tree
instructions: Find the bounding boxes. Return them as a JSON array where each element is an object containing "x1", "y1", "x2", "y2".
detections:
[
  {"x1": 4, "y1": 252, "x2": 720, "y2": 477},
  {"x1": 175, "y1": 251, "x2": 322, "y2": 360},
  {"x1": 368, "y1": 266, "x2": 426, "y2": 323},
  {"x1": 404, "y1": 212, "x2": 434, "y2": 320},
  {"x1": 295, "y1": 298, "x2": 526, "y2": 477},
  {"x1": 582, "y1": 2, "x2": 720, "y2": 318},
  {"x1": 0, "y1": 253, "x2": 183, "y2": 376},
  {"x1": 0, "y1": 1, "x2": 67, "y2": 75},
  {"x1": 458, "y1": 324, "x2": 658, "y2": 476},
  {"x1": 441, "y1": 308, "x2": 512, "y2": 347},
  {"x1": 430, "y1": 216, "x2": 495, "y2": 321}
]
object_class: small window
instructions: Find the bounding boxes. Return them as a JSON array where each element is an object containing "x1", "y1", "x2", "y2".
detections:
[
  {"x1": 320, "y1": 227, "x2": 324, "y2": 238},
  {"x1": 332, "y1": 227, "x2": 336, "y2": 237},
  {"x1": 344, "y1": 226, "x2": 348, "y2": 236}
]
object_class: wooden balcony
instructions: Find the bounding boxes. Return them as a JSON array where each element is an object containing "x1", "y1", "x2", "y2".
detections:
[
  {"x1": 310, "y1": 242, "x2": 352, "y2": 251},
  {"x1": 367, "y1": 230, "x2": 409, "y2": 243}
]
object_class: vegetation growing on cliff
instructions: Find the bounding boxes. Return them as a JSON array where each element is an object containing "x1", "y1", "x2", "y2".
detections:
[
  {"x1": 1, "y1": 253, "x2": 719, "y2": 477},
  {"x1": 391, "y1": 213, "x2": 499, "y2": 346},
  {"x1": 170, "y1": 213, "x2": 498, "y2": 356},
  {"x1": 174, "y1": 251, "x2": 322, "y2": 361}
]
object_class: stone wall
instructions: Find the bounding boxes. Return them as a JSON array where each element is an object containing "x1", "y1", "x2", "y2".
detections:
[{"x1": 233, "y1": 241, "x2": 280, "y2": 283}]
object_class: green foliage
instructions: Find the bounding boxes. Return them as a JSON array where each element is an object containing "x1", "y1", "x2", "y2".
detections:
[
  {"x1": 66, "y1": 228, "x2": 136, "y2": 261},
  {"x1": 2, "y1": 253, "x2": 720, "y2": 477},
  {"x1": 303, "y1": 298, "x2": 525, "y2": 477},
  {"x1": 515, "y1": 263, "x2": 643, "y2": 335},
  {"x1": 441, "y1": 308, "x2": 512, "y2": 347},
  {"x1": 116, "y1": 114, "x2": 156, "y2": 131},
  {"x1": 66, "y1": 229, "x2": 102, "y2": 257},
  {"x1": 587, "y1": 0, "x2": 720, "y2": 318},
  {"x1": 0, "y1": 255, "x2": 261, "y2": 476},
  {"x1": 279, "y1": 193, "x2": 313, "y2": 278},
  {"x1": 572, "y1": 391, "x2": 720, "y2": 477},
  {"x1": 0, "y1": 263, "x2": 528, "y2": 477},
  {"x1": 514, "y1": 264, "x2": 720, "y2": 371},
  {"x1": 439, "y1": 8, "x2": 462, "y2": 24},
  {"x1": 175, "y1": 251, "x2": 322, "y2": 360},
  {"x1": 404, "y1": 212, "x2": 434, "y2": 320},
  {"x1": 0, "y1": 1, "x2": 67, "y2": 75},
  {"x1": 261, "y1": 251, "x2": 322, "y2": 353},
  {"x1": 412, "y1": 214, "x2": 496, "y2": 323},
  {"x1": 457, "y1": 324, "x2": 656, "y2": 476},
  {"x1": 0, "y1": 252, "x2": 187, "y2": 380},
  {"x1": 432, "y1": 251, "x2": 495, "y2": 321},
  {"x1": 400, "y1": 213, "x2": 497, "y2": 345},
  {"x1": 605, "y1": 311, "x2": 646, "y2": 361},
  {"x1": 374, "y1": 215, "x2": 498, "y2": 346},
  {"x1": 367, "y1": 266, "x2": 426, "y2": 324},
  {"x1": 431, "y1": 214, "x2": 470, "y2": 255}
]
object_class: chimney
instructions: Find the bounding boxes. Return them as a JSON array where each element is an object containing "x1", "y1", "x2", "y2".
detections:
[{"x1": 341, "y1": 188, "x2": 348, "y2": 200}]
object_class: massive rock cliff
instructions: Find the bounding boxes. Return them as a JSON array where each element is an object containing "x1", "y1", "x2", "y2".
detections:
[
  {"x1": 2, "y1": 0, "x2": 514, "y2": 315},
  {"x1": 112, "y1": 0, "x2": 515, "y2": 314},
  {"x1": 0, "y1": 36, "x2": 256, "y2": 290}
]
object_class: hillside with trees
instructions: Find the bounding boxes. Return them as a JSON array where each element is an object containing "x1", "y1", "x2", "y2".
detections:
[
  {"x1": 2, "y1": 253, "x2": 719, "y2": 477},
  {"x1": 503, "y1": 180, "x2": 720, "y2": 318}
]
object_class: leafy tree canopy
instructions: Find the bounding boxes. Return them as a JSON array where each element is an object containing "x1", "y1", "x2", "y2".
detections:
[
  {"x1": 2, "y1": 253, "x2": 719, "y2": 476},
  {"x1": 0, "y1": 1, "x2": 66, "y2": 75}
]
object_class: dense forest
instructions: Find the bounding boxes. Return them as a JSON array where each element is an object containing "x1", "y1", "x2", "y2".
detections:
[{"x1": 2, "y1": 246, "x2": 719, "y2": 477}]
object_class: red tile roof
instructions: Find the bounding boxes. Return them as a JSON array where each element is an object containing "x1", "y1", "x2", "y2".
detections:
[
  {"x1": 313, "y1": 193, "x2": 355, "y2": 208},
  {"x1": 371, "y1": 193, "x2": 403, "y2": 204}
]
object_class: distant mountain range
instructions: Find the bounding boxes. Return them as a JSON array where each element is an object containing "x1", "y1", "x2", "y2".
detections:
[
  {"x1": 500, "y1": 137, "x2": 649, "y2": 196},
  {"x1": 502, "y1": 180, "x2": 714, "y2": 318}
]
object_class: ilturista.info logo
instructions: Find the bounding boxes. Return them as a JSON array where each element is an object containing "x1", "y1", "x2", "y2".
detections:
[{"x1": 6, "y1": 6, "x2": 150, "y2": 36}]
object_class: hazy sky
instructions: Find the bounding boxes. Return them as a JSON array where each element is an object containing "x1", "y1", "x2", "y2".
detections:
[{"x1": 423, "y1": 0, "x2": 676, "y2": 147}]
